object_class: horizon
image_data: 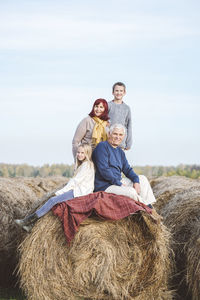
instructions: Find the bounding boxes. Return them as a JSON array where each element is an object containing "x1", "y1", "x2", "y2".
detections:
[{"x1": 0, "y1": 161, "x2": 199, "y2": 168}]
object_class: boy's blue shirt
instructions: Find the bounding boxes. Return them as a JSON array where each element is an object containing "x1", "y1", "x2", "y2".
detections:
[{"x1": 92, "y1": 141, "x2": 139, "y2": 192}]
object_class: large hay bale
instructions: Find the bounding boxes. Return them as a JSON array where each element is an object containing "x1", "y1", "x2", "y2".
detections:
[
  {"x1": 151, "y1": 175, "x2": 200, "y2": 211},
  {"x1": 0, "y1": 176, "x2": 67, "y2": 287},
  {"x1": 18, "y1": 211, "x2": 173, "y2": 300},
  {"x1": 151, "y1": 176, "x2": 200, "y2": 300}
]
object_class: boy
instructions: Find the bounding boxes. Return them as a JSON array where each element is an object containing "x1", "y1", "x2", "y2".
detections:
[{"x1": 108, "y1": 82, "x2": 132, "y2": 150}]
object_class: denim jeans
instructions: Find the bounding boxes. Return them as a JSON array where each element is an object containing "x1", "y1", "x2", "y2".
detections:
[{"x1": 36, "y1": 190, "x2": 74, "y2": 218}]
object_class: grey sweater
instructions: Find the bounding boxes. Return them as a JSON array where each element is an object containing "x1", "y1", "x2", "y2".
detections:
[
  {"x1": 72, "y1": 116, "x2": 95, "y2": 159},
  {"x1": 108, "y1": 101, "x2": 132, "y2": 149}
]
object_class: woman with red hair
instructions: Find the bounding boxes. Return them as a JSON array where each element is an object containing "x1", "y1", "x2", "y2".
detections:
[{"x1": 72, "y1": 99, "x2": 109, "y2": 159}]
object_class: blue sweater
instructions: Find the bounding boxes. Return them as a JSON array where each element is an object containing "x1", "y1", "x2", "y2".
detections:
[{"x1": 92, "y1": 141, "x2": 139, "y2": 192}]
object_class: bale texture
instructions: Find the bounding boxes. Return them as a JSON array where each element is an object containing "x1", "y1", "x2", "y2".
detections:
[
  {"x1": 151, "y1": 176, "x2": 200, "y2": 300},
  {"x1": 0, "y1": 176, "x2": 67, "y2": 287},
  {"x1": 18, "y1": 211, "x2": 173, "y2": 300}
]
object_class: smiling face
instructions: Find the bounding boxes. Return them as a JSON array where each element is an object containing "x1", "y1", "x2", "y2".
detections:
[
  {"x1": 112, "y1": 85, "x2": 126, "y2": 102},
  {"x1": 76, "y1": 146, "x2": 86, "y2": 162},
  {"x1": 93, "y1": 102, "x2": 105, "y2": 117},
  {"x1": 108, "y1": 128, "x2": 125, "y2": 147}
]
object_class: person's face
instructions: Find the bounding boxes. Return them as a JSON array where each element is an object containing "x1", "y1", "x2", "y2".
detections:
[
  {"x1": 77, "y1": 146, "x2": 86, "y2": 161},
  {"x1": 108, "y1": 128, "x2": 125, "y2": 147},
  {"x1": 94, "y1": 102, "x2": 105, "y2": 117},
  {"x1": 112, "y1": 85, "x2": 126, "y2": 101}
]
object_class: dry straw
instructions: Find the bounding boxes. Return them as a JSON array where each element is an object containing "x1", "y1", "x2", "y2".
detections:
[
  {"x1": 151, "y1": 175, "x2": 200, "y2": 300},
  {"x1": 0, "y1": 176, "x2": 67, "y2": 287},
  {"x1": 18, "y1": 211, "x2": 173, "y2": 300}
]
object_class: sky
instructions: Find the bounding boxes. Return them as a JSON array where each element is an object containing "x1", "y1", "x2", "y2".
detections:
[{"x1": 1, "y1": 0, "x2": 200, "y2": 166}]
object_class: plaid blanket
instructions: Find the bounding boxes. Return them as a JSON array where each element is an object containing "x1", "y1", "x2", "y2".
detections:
[{"x1": 52, "y1": 191, "x2": 153, "y2": 244}]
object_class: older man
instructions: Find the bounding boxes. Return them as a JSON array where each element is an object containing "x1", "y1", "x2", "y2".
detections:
[{"x1": 92, "y1": 124, "x2": 156, "y2": 206}]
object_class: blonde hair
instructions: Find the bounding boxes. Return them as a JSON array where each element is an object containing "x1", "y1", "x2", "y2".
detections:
[{"x1": 75, "y1": 143, "x2": 93, "y2": 171}]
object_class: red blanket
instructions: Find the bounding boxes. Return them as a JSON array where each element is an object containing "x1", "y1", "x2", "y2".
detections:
[{"x1": 52, "y1": 191, "x2": 153, "y2": 244}]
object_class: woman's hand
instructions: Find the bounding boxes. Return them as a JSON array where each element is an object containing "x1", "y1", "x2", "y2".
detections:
[{"x1": 106, "y1": 121, "x2": 110, "y2": 128}]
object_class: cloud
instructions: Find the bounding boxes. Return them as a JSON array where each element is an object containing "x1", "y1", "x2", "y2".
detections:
[{"x1": 0, "y1": 10, "x2": 199, "y2": 51}]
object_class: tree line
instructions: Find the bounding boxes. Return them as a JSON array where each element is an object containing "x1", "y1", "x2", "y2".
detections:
[
  {"x1": 0, "y1": 163, "x2": 200, "y2": 179},
  {"x1": 0, "y1": 163, "x2": 74, "y2": 178}
]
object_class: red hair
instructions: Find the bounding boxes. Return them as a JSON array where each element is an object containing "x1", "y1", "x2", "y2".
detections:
[{"x1": 89, "y1": 98, "x2": 109, "y2": 121}]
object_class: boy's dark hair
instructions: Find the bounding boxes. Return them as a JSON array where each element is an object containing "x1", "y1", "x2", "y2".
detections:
[{"x1": 112, "y1": 82, "x2": 126, "y2": 92}]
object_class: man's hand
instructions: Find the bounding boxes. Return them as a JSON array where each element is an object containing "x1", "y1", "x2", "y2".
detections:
[{"x1": 133, "y1": 182, "x2": 141, "y2": 195}]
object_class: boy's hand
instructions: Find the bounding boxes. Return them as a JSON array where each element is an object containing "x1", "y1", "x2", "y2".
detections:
[
  {"x1": 125, "y1": 147, "x2": 130, "y2": 150},
  {"x1": 133, "y1": 182, "x2": 141, "y2": 195}
]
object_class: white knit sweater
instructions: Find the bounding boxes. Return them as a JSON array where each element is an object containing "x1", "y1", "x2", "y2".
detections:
[{"x1": 55, "y1": 161, "x2": 94, "y2": 197}]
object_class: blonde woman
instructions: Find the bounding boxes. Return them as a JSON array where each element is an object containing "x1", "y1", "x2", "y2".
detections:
[{"x1": 15, "y1": 143, "x2": 94, "y2": 232}]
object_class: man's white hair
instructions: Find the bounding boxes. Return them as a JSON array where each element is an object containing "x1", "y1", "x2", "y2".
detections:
[{"x1": 109, "y1": 123, "x2": 126, "y2": 134}]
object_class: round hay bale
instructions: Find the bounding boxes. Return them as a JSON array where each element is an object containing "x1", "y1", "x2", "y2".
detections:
[
  {"x1": 0, "y1": 176, "x2": 67, "y2": 287},
  {"x1": 186, "y1": 224, "x2": 200, "y2": 300},
  {"x1": 18, "y1": 211, "x2": 173, "y2": 300},
  {"x1": 150, "y1": 175, "x2": 200, "y2": 212},
  {"x1": 150, "y1": 176, "x2": 200, "y2": 300}
]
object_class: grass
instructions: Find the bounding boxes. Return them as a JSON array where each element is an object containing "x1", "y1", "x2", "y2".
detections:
[{"x1": 0, "y1": 288, "x2": 26, "y2": 300}]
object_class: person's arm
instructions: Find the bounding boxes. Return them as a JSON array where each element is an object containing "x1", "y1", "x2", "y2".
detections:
[
  {"x1": 121, "y1": 151, "x2": 139, "y2": 184},
  {"x1": 72, "y1": 118, "x2": 89, "y2": 159},
  {"x1": 125, "y1": 107, "x2": 132, "y2": 150},
  {"x1": 93, "y1": 144, "x2": 122, "y2": 186},
  {"x1": 123, "y1": 156, "x2": 140, "y2": 194},
  {"x1": 108, "y1": 101, "x2": 111, "y2": 113},
  {"x1": 55, "y1": 162, "x2": 91, "y2": 195}
]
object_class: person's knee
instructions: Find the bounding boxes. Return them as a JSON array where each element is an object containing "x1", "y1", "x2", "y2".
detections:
[
  {"x1": 139, "y1": 175, "x2": 150, "y2": 186},
  {"x1": 139, "y1": 175, "x2": 147, "y2": 181}
]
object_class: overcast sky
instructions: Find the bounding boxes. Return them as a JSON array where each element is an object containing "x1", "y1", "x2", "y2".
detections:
[{"x1": 1, "y1": 0, "x2": 200, "y2": 166}]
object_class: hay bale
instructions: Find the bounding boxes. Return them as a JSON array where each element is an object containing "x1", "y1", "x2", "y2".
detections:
[
  {"x1": 18, "y1": 211, "x2": 173, "y2": 300},
  {"x1": 151, "y1": 176, "x2": 200, "y2": 300},
  {"x1": 151, "y1": 175, "x2": 200, "y2": 212},
  {"x1": 0, "y1": 176, "x2": 67, "y2": 287}
]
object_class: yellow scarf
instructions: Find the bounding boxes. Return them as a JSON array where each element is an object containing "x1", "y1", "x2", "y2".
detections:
[{"x1": 92, "y1": 117, "x2": 107, "y2": 147}]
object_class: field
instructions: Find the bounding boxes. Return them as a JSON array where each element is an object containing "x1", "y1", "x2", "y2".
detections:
[
  {"x1": 1, "y1": 175, "x2": 200, "y2": 300},
  {"x1": 0, "y1": 288, "x2": 25, "y2": 300}
]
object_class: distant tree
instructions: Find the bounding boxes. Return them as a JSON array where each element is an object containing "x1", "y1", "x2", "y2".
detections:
[
  {"x1": 0, "y1": 166, "x2": 9, "y2": 177},
  {"x1": 0, "y1": 163, "x2": 200, "y2": 179}
]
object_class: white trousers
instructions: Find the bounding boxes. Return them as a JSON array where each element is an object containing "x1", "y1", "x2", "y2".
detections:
[{"x1": 105, "y1": 175, "x2": 156, "y2": 205}]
